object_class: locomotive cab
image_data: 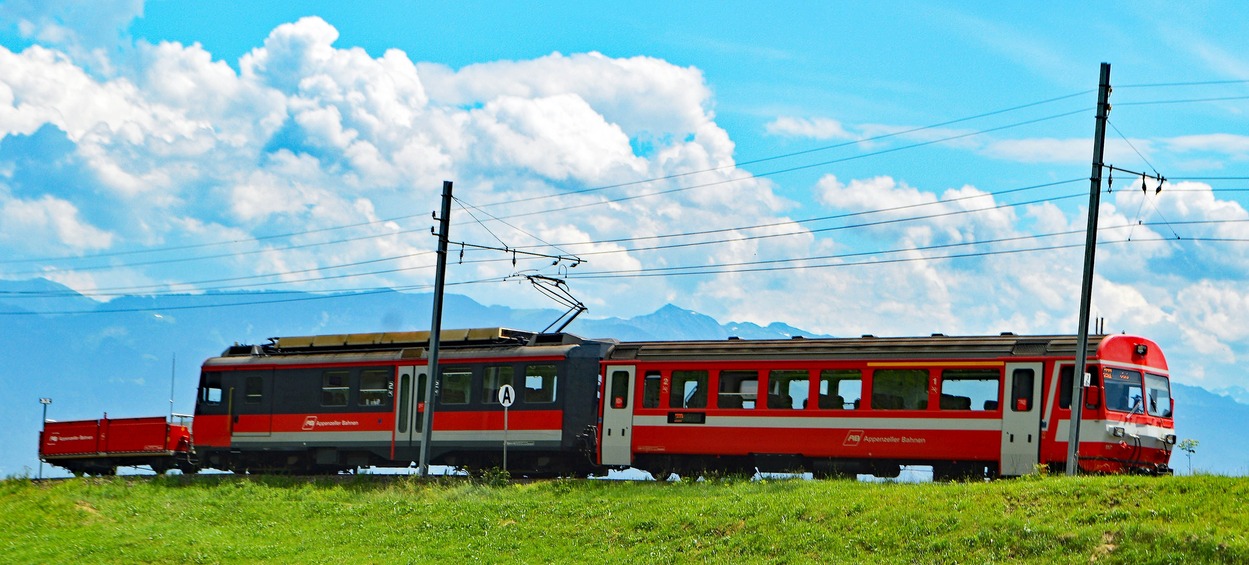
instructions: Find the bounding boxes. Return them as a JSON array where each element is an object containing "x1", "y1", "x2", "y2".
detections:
[{"x1": 1070, "y1": 335, "x2": 1175, "y2": 475}]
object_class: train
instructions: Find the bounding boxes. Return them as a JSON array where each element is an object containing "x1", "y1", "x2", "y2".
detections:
[{"x1": 40, "y1": 327, "x2": 1177, "y2": 479}]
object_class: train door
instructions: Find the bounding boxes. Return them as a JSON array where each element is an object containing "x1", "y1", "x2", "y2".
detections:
[
  {"x1": 600, "y1": 366, "x2": 635, "y2": 466},
  {"x1": 1000, "y1": 362, "x2": 1043, "y2": 476},
  {"x1": 395, "y1": 365, "x2": 429, "y2": 451},
  {"x1": 233, "y1": 370, "x2": 273, "y2": 438}
]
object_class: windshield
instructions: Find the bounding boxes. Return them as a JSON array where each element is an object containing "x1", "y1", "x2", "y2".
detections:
[
  {"x1": 1145, "y1": 373, "x2": 1173, "y2": 418},
  {"x1": 1103, "y1": 368, "x2": 1144, "y2": 414}
]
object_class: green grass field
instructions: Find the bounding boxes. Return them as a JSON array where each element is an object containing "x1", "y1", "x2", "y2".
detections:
[{"x1": 2, "y1": 473, "x2": 1245, "y2": 563}]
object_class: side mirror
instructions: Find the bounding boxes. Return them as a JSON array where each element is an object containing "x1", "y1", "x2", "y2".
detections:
[{"x1": 1083, "y1": 386, "x2": 1101, "y2": 408}]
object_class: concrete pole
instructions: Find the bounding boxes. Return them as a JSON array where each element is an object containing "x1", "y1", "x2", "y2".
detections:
[
  {"x1": 1066, "y1": 63, "x2": 1112, "y2": 475},
  {"x1": 418, "y1": 181, "x2": 453, "y2": 477}
]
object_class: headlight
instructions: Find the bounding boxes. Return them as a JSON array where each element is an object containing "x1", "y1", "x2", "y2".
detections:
[
  {"x1": 1111, "y1": 427, "x2": 1126, "y2": 437},
  {"x1": 1164, "y1": 434, "x2": 1177, "y2": 445}
]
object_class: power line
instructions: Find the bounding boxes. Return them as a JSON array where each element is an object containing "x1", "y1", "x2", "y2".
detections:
[
  {"x1": 503, "y1": 178, "x2": 1084, "y2": 252},
  {"x1": 13, "y1": 179, "x2": 1249, "y2": 300},
  {"x1": 1, "y1": 177, "x2": 1083, "y2": 296},
  {"x1": 1114, "y1": 94, "x2": 1249, "y2": 107},
  {"x1": 1116, "y1": 79, "x2": 1249, "y2": 88},
  {"x1": 0, "y1": 212, "x2": 433, "y2": 265},
  {"x1": 6, "y1": 228, "x2": 1247, "y2": 314},
  {"x1": 3, "y1": 225, "x2": 433, "y2": 277},
  {"x1": 471, "y1": 90, "x2": 1095, "y2": 209},
  {"x1": 488, "y1": 108, "x2": 1090, "y2": 221}
]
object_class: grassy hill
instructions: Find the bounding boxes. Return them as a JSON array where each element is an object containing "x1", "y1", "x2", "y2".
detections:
[{"x1": 2, "y1": 474, "x2": 1245, "y2": 563}]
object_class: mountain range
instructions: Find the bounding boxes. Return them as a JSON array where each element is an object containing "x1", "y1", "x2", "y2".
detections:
[{"x1": 1, "y1": 278, "x2": 1243, "y2": 477}]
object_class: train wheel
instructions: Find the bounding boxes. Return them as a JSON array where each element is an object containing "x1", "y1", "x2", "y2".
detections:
[{"x1": 150, "y1": 461, "x2": 172, "y2": 475}]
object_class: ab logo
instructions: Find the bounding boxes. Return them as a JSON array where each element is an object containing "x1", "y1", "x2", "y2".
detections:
[{"x1": 843, "y1": 430, "x2": 864, "y2": 447}]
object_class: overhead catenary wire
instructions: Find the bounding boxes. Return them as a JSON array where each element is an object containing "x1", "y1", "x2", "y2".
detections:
[
  {"x1": 10, "y1": 179, "x2": 1249, "y2": 300},
  {"x1": 470, "y1": 90, "x2": 1096, "y2": 209},
  {"x1": 5, "y1": 226, "x2": 1247, "y2": 315},
  {"x1": 2, "y1": 180, "x2": 1087, "y2": 298},
  {"x1": 486, "y1": 108, "x2": 1092, "y2": 222}
]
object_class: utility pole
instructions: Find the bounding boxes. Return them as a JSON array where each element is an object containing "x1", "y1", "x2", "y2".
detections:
[
  {"x1": 418, "y1": 180, "x2": 453, "y2": 477},
  {"x1": 1067, "y1": 62, "x2": 1112, "y2": 476},
  {"x1": 38, "y1": 397, "x2": 51, "y2": 480},
  {"x1": 169, "y1": 353, "x2": 176, "y2": 421}
]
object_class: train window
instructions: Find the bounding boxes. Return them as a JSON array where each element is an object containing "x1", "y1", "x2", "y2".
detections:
[
  {"x1": 940, "y1": 369, "x2": 999, "y2": 411},
  {"x1": 609, "y1": 371, "x2": 630, "y2": 409},
  {"x1": 441, "y1": 368, "x2": 473, "y2": 405},
  {"x1": 717, "y1": 371, "x2": 756, "y2": 409},
  {"x1": 871, "y1": 369, "x2": 927, "y2": 410},
  {"x1": 1145, "y1": 374, "x2": 1172, "y2": 417},
  {"x1": 525, "y1": 364, "x2": 558, "y2": 403},
  {"x1": 671, "y1": 370, "x2": 708, "y2": 408},
  {"x1": 818, "y1": 369, "x2": 861, "y2": 410},
  {"x1": 1058, "y1": 365, "x2": 1098, "y2": 410},
  {"x1": 201, "y1": 374, "x2": 223, "y2": 405},
  {"x1": 482, "y1": 366, "x2": 515, "y2": 404},
  {"x1": 416, "y1": 373, "x2": 427, "y2": 432},
  {"x1": 1010, "y1": 369, "x2": 1035, "y2": 412},
  {"x1": 768, "y1": 370, "x2": 807, "y2": 409},
  {"x1": 322, "y1": 371, "x2": 350, "y2": 406},
  {"x1": 1058, "y1": 366, "x2": 1073, "y2": 409},
  {"x1": 1104, "y1": 368, "x2": 1144, "y2": 413},
  {"x1": 398, "y1": 373, "x2": 411, "y2": 433},
  {"x1": 642, "y1": 371, "x2": 661, "y2": 408},
  {"x1": 359, "y1": 369, "x2": 392, "y2": 407},
  {"x1": 244, "y1": 376, "x2": 263, "y2": 405}
]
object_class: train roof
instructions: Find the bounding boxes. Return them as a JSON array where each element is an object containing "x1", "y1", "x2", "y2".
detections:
[
  {"x1": 205, "y1": 327, "x2": 614, "y2": 367},
  {"x1": 606, "y1": 333, "x2": 1125, "y2": 362}
]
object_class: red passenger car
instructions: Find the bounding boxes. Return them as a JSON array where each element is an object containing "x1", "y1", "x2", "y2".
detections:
[
  {"x1": 597, "y1": 333, "x2": 1175, "y2": 480},
  {"x1": 39, "y1": 416, "x2": 194, "y2": 476}
]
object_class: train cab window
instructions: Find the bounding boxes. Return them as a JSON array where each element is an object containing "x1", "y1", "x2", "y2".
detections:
[
  {"x1": 768, "y1": 370, "x2": 807, "y2": 409},
  {"x1": 671, "y1": 370, "x2": 708, "y2": 408},
  {"x1": 939, "y1": 369, "x2": 1000, "y2": 411},
  {"x1": 642, "y1": 371, "x2": 662, "y2": 408},
  {"x1": 818, "y1": 369, "x2": 861, "y2": 410},
  {"x1": 482, "y1": 366, "x2": 515, "y2": 404},
  {"x1": 359, "y1": 369, "x2": 392, "y2": 407},
  {"x1": 1104, "y1": 368, "x2": 1144, "y2": 413},
  {"x1": 525, "y1": 364, "x2": 558, "y2": 403},
  {"x1": 441, "y1": 368, "x2": 473, "y2": 405},
  {"x1": 201, "y1": 374, "x2": 224, "y2": 405},
  {"x1": 871, "y1": 369, "x2": 927, "y2": 410},
  {"x1": 717, "y1": 371, "x2": 756, "y2": 409},
  {"x1": 1145, "y1": 373, "x2": 1172, "y2": 417},
  {"x1": 322, "y1": 371, "x2": 350, "y2": 406},
  {"x1": 244, "y1": 376, "x2": 263, "y2": 405}
]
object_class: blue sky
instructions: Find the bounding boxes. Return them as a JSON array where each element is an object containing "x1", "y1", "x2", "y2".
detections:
[{"x1": 1, "y1": 1, "x2": 1248, "y2": 390}]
